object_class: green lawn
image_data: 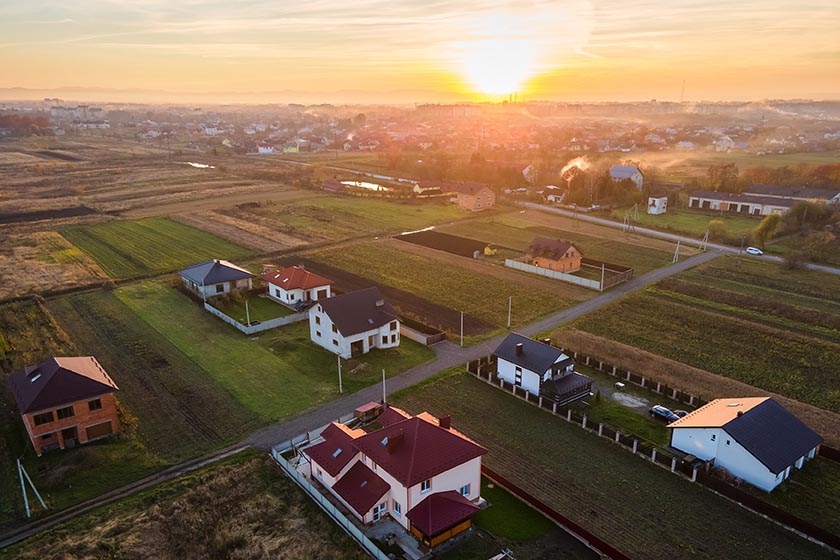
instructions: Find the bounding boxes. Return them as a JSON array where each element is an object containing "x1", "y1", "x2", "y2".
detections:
[
  {"x1": 395, "y1": 372, "x2": 834, "y2": 560},
  {"x1": 210, "y1": 294, "x2": 295, "y2": 324},
  {"x1": 116, "y1": 281, "x2": 435, "y2": 421},
  {"x1": 61, "y1": 217, "x2": 253, "y2": 278},
  {"x1": 609, "y1": 206, "x2": 760, "y2": 239},
  {"x1": 472, "y1": 476, "x2": 556, "y2": 540},
  {"x1": 571, "y1": 256, "x2": 840, "y2": 413},
  {"x1": 441, "y1": 216, "x2": 678, "y2": 274}
]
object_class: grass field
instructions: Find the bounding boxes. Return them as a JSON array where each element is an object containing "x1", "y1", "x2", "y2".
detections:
[
  {"x1": 571, "y1": 256, "x2": 840, "y2": 413},
  {"x1": 210, "y1": 294, "x2": 295, "y2": 323},
  {"x1": 1, "y1": 452, "x2": 368, "y2": 560},
  {"x1": 61, "y1": 217, "x2": 253, "y2": 278},
  {"x1": 309, "y1": 241, "x2": 588, "y2": 341},
  {"x1": 116, "y1": 281, "x2": 434, "y2": 420},
  {"x1": 441, "y1": 215, "x2": 679, "y2": 274},
  {"x1": 394, "y1": 371, "x2": 834, "y2": 560},
  {"x1": 608, "y1": 206, "x2": 760, "y2": 238}
]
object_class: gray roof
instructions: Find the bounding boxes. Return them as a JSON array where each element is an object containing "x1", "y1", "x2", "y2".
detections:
[
  {"x1": 723, "y1": 399, "x2": 824, "y2": 475},
  {"x1": 179, "y1": 259, "x2": 254, "y2": 285},
  {"x1": 745, "y1": 184, "x2": 840, "y2": 201},
  {"x1": 542, "y1": 372, "x2": 593, "y2": 398},
  {"x1": 690, "y1": 190, "x2": 796, "y2": 208},
  {"x1": 493, "y1": 333, "x2": 572, "y2": 374},
  {"x1": 318, "y1": 287, "x2": 398, "y2": 337},
  {"x1": 610, "y1": 165, "x2": 642, "y2": 179}
]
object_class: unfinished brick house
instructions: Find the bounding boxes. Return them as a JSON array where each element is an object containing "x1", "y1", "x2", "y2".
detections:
[{"x1": 8, "y1": 356, "x2": 121, "y2": 456}]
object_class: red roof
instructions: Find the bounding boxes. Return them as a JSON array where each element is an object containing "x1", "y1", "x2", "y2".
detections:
[
  {"x1": 406, "y1": 491, "x2": 479, "y2": 537},
  {"x1": 378, "y1": 405, "x2": 411, "y2": 427},
  {"x1": 304, "y1": 423, "x2": 363, "y2": 477},
  {"x1": 8, "y1": 357, "x2": 119, "y2": 414},
  {"x1": 332, "y1": 462, "x2": 390, "y2": 517},
  {"x1": 261, "y1": 265, "x2": 333, "y2": 290},
  {"x1": 353, "y1": 415, "x2": 486, "y2": 487}
]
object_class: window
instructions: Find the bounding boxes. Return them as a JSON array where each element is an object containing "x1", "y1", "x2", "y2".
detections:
[
  {"x1": 390, "y1": 321, "x2": 398, "y2": 331},
  {"x1": 56, "y1": 406, "x2": 75, "y2": 420},
  {"x1": 391, "y1": 334, "x2": 397, "y2": 343},
  {"x1": 88, "y1": 399, "x2": 102, "y2": 412},
  {"x1": 315, "y1": 316, "x2": 321, "y2": 325},
  {"x1": 215, "y1": 284, "x2": 224, "y2": 294},
  {"x1": 33, "y1": 412, "x2": 54, "y2": 426},
  {"x1": 393, "y1": 501, "x2": 402, "y2": 517},
  {"x1": 421, "y1": 479, "x2": 431, "y2": 493},
  {"x1": 316, "y1": 468, "x2": 323, "y2": 480},
  {"x1": 726, "y1": 439, "x2": 731, "y2": 446},
  {"x1": 514, "y1": 367, "x2": 522, "y2": 386},
  {"x1": 460, "y1": 484, "x2": 471, "y2": 497},
  {"x1": 332, "y1": 339, "x2": 339, "y2": 346},
  {"x1": 331, "y1": 324, "x2": 337, "y2": 333},
  {"x1": 710, "y1": 434, "x2": 716, "y2": 442},
  {"x1": 316, "y1": 330, "x2": 321, "y2": 338},
  {"x1": 381, "y1": 335, "x2": 387, "y2": 344}
]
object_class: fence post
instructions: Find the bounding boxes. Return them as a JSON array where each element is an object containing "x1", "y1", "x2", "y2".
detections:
[
  {"x1": 641, "y1": 377, "x2": 646, "y2": 388},
  {"x1": 525, "y1": 392, "x2": 529, "y2": 402},
  {"x1": 552, "y1": 402, "x2": 557, "y2": 414},
  {"x1": 538, "y1": 396, "x2": 543, "y2": 408},
  {"x1": 691, "y1": 466, "x2": 698, "y2": 482},
  {"x1": 651, "y1": 449, "x2": 657, "y2": 463},
  {"x1": 582, "y1": 415, "x2": 587, "y2": 429},
  {"x1": 671, "y1": 388, "x2": 678, "y2": 399},
  {"x1": 598, "y1": 423, "x2": 603, "y2": 436},
  {"x1": 671, "y1": 457, "x2": 677, "y2": 472},
  {"x1": 655, "y1": 382, "x2": 661, "y2": 393},
  {"x1": 689, "y1": 395, "x2": 695, "y2": 406},
  {"x1": 632, "y1": 439, "x2": 638, "y2": 454},
  {"x1": 585, "y1": 356, "x2": 591, "y2": 365},
  {"x1": 597, "y1": 361, "x2": 603, "y2": 371},
  {"x1": 611, "y1": 365, "x2": 617, "y2": 375},
  {"x1": 566, "y1": 409, "x2": 572, "y2": 422},
  {"x1": 615, "y1": 431, "x2": 621, "y2": 443},
  {"x1": 626, "y1": 370, "x2": 631, "y2": 381}
]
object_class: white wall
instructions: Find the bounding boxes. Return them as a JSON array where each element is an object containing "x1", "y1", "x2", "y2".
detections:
[
  {"x1": 407, "y1": 456, "x2": 482, "y2": 515},
  {"x1": 497, "y1": 357, "x2": 541, "y2": 396},
  {"x1": 271, "y1": 284, "x2": 331, "y2": 305},
  {"x1": 309, "y1": 304, "x2": 400, "y2": 359}
]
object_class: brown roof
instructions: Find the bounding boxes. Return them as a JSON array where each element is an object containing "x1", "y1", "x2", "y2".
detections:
[
  {"x1": 527, "y1": 237, "x2": 579, "y2": 260},
  {"x1": 317, "y1": 287, "x2": 398, "y2": 337},
  {"x1": 262, "y1": 265, "x2": 333, "y2": 291},
  {"x1": 353, "y1": 414, "x2": 487, "y2": 487},
  {"x1": 406, "y1": 491, "x2": 479, "y2": 537},
  {"x1": 332, "y1": 462, "x2": 390, "y2": 517},
  {"x1": 8, "y1": 357, "x2": 119, "y2": 414},
  {"x1": 304, "y1": 423, "x2": 364, "y2": 477},
  {"x1": 450, "y1": 182, "x2": 492, "y2": 196},
  {"x1": 667, "y1": 398, "x2": 768, "y2": 428}
]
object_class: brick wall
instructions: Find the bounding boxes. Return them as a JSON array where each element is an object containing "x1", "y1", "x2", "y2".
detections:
[{"x1": 22, "y1": 392, "x2": 120, "y2": 455}]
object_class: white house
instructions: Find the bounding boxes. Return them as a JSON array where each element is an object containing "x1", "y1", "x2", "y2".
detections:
[
  {"x1": 493, "y1": 333, "x2": 592, "y2": 405},
  {"x1": 303, "y1": 406, "x2": 486, "y2": 548},
  {"x1": 647, "y1": 196, "x2": 668, "y2": 215},
  {"x1": 257, "y1": 141, "x2": 276, "y2": 154},
  {"x1": 689, "y1": 190, "x2": 794, "y2": 216},
  {"x1": 309, "y1": 287, "x2": 400, "y2": 359},
  {"x1": 609, "y1": 165, "x2": 644, "y2": 190},
  {"x1": 668, "y1": 397, "x2": 823, "y2": 492},
  {"x1": 179, "y1": 259, "x2": 254, "y2": 300},
  {"x1": 262, "y1": 265, "x2": 332, "y2": 307}
]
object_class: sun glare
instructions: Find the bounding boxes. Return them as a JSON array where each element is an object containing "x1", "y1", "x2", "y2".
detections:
[{"x1": 460, "y1": 38, "x2": 539, "y2": 96}]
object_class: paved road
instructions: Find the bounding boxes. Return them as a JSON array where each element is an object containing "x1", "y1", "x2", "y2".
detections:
[{"x1": 523, "y1": 202, "x2": 840, "y2": 276}]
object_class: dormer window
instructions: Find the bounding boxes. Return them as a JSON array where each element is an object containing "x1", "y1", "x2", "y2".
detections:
[
  {"x1": 332, "y1": 448, "x2": 342, "y2": 458},
  {"x1": 380, "y1": 436, "x2": 388, "y2": 446},
  {"x1": 28, "y1": 373, "x2": 42, "y2": 383}
]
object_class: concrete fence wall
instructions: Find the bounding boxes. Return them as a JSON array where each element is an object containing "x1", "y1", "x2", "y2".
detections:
[
  {"x1": 400, "y1": 323, "x2": 447, "y2": 346},
  {"x1": 204, "y1": 303, "x2": 307, "y2": 335},
  {"x1": 505, "y1": 259, "x2": 603, "y2": 291}
]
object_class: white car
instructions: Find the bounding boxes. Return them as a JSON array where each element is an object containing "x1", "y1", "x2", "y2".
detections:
[{"x1": 745, "y1": 246, "x2": 764, "y2": 256}]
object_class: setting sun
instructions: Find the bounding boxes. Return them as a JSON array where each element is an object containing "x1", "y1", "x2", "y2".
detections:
[{"x1": 460, "y1": 37, "x2": 539, "y2": 96}]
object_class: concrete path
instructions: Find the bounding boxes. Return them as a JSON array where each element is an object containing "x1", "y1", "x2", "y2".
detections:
[{"x1": 523, "y1": 202, "x2": 840, "y2": 276}]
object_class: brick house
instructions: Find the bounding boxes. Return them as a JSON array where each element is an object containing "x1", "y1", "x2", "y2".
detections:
[
  {"x1": 7, "y1": 357, "x2": 120, "y2": 456},
  {"x1": 451, "y1": 183, "x2": 495, "y2": 212},
  {"x1": 526, "y1": 237, "x2": 582, "y2": 273}
]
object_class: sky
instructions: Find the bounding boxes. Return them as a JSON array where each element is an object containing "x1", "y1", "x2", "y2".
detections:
[{"x1": 1, "y1": 0, "x2": 839, "y2": 103}]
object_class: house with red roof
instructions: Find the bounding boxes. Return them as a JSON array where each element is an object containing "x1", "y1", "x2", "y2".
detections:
[
  {"x1": 7, "y1": 357, "x2": 120, "y2": 456},
  {"x1": 262, "y1": 265, "x2": 333, "y2": 307},
  {"x1": 302, "y1": 406, "x2": 486, "y2": 548}
]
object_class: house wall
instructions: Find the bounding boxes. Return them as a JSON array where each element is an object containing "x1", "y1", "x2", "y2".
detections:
[
  {"x1": 408, "y1": 457, "x2": 482, "y2": 519},
  {"x1": 530, "y1": 251, "x2": 582, "y2": 273},
  {"x1": 497, "y1": 358, "x2": 541, "y2": 396},
  {"x1": 23, "y1": 393, "x2": 120, "y2": 456},
  {"x1": 185, "y1": 277, "x2": 253, "y2": 299},
  {"x1": 309, "y1": 452, "x2": 360, "y2": 491},
  {"x1": 271, "y1": 284, "x2": 332, "y2": 305},
  {"x1": 309, "y1": 304, "x2": 399, "y2": 359},
  {"x1": 457, "y1": 189, "x2": 495, "y2": 211}
]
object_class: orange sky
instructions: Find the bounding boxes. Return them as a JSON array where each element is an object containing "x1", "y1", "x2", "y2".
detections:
[{"x1": 2, "y1": 1, "x2": 839, "y2": 103}]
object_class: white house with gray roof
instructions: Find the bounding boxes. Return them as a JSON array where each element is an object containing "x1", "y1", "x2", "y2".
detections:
[
  {"x1": 668, "y1": 397, "x2": 823, "y2": 492},
  {"x1": 178, "y1": 259, "x2": 254, "y2": 300},
  {"x1": 609, "y1": 165, "x2": 644, "y2": 190}
]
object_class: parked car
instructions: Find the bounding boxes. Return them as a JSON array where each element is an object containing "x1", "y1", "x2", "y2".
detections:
[
  {"x1": 649, "y1": 405, "x2": 681, "y2": 423},
  {"x1": 674, "y1": 410, "x2": 689, "y2": 418},
  {"x1": 745, "y1": 246, "x2": 764, "y2": 255}
]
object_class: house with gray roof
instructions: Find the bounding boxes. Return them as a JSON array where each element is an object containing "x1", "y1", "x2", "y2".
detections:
[
  {"x1": 308, "y1": 287, "x2": 400, "y2": 358},
  {"x1": 493, "y1": 333, "x2": 592, "y2": 405},
  {"x1": 609, "y1": 165, "x2": 644, "y2": 190},
  {"x1": 668, "y1": 397, "x2": 823, "y2": 491},
  {"x1": 179, "y1": 259, "x2": 254, "y2": 300}
]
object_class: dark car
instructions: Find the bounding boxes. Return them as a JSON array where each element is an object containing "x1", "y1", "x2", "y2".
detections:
[
  {"x1": 649, "y1": 405, "x2": 681, "y2": 423},
  {"x1": 674, "y1": 410, "x2": 689, "y2": 418}
]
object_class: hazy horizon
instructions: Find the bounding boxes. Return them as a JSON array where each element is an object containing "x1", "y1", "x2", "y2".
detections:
[{"x1": 3, "y1": 1, "x2": 839, "y2": 105}]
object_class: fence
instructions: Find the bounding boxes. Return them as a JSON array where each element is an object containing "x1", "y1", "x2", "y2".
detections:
[
  {"x1": 399, "y1": 323, "x2": 447, "y2": 346},
  {"x1": 270, "y1": 447, "x2": 389, "y2": 560},
  {"x1": 505, "y1": 258, "x2": 602, "y2": 290},
  {"x1": 204, "y1": 302, "x2": 307, "y2": 335},
  {"x1": 581, "y1": 258, "x2": 634, "y2": 290}
]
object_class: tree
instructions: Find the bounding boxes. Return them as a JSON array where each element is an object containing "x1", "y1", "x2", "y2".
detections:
[
  {"x1": 800, "y1": 231, "x2": 837, "y2": 262},
  {"x1": 353, "y1": 113, "x2": 366, "y2": 126},
  {"x1": 706, "y1": 163, "x2": 739, "y2": 192},
  {"x1": 751, "y1": 214, "x2": 781, "y2": 248},
  {"x1": 707, "y1": 219, "x2": 728, "y2": 242}
]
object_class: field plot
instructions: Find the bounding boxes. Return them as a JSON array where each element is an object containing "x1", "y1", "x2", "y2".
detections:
[
  {"x1": 397, "y1": 230, "x2": 498, "y2": 257},
  {"x1": 0, "y1": 232, "x2": 105, "y2": 300},
  {"x1": 61, "y1": 217, "x2": 253, "y2": 278},
  {"x1": 440, "y1": 212, "x2": 686, "y2": 274},
  {"x1": 307, "y1": 240, "x2": 590, "y2": 340},
  {"x1": 1, "y1": 453, "x2": 368, "y2": 560},
  {"x1": 116, "y1": 281, "x2": 434, "y2": 420},
  {"x1": 395, "y1": 372, "x2": 834, "y2": 560},
  {"x1": 571, "y1": 256, "x2": 840, "y2": 413},
  {"x1": 609, "y1": 206, "x2": 759, "y2": 238}
]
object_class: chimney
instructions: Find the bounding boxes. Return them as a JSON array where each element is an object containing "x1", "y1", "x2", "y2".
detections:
[
  {"x1": 299, "y1": 263, "x2": 305, "y2": 270},
  {"x1": 543, "y1": 338, "x2": 552, "y2": 345},
  {"x1": 737, "y1": 411, "x2": 744, "y2": 417},
  {"x1": 515, "y1": 342, "x2": 524, "y2": 356},
  {"x1": 439, "y1": 414, "x2": 451, "y2": 430},
  {"x1": 386, "y1": 430, "x2": 404, "y2": 453},
  {"x1": 376, "y1": 299, "x2": 385, "y2": 307}
]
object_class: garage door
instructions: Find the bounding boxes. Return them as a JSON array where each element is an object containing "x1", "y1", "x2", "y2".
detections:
[{"x1": 85, "y1": 421, "x2": 113, "y2": 440}]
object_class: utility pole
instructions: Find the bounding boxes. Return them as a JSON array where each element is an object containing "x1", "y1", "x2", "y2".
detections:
[
  {"x1": 673, "y1": 240, "x2": 681, "y2": 264},
  {"x1": 460, "y1": 311, "x2": 464, "y2": 348},
  {"x1": 382, "y1": 369, "x2": 387, "y2": 405},
  {"x1": 245, "y1": 299, "x2": 251, "y2": 326},
  {"x1": 600, "y1": 264, "x2": 605, "y2": 291},
  {"x1": 507, "y1": 296, "x2": 512, "y2": 328},
  {"x1": 337, "y1": 354, "x2": 343, "y2": 394},
  {"x1": 17, "y1": 459, "x2": 30, "y2": 518}
]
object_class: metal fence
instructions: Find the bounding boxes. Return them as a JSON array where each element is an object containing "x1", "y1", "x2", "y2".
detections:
[
  {"x1": 204, "y1": 302, "x2": 307, "y2": 334},
  {"x1": 270, "y1": 447, "x2": 389, "y2": 560}
]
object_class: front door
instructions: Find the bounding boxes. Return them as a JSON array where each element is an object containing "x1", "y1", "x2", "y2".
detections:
[
  {"x1": 372, "y1": 502, "x2": 387, "y2": 522},
  {"x1": 61, "y1": 427, "x2": 78, "y2": 448}
]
